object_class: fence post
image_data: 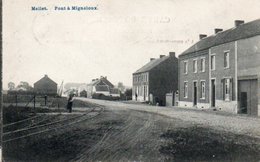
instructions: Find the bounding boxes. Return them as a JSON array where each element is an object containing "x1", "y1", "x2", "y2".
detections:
[
  {"x1": 33, "y1": 95, "x2": 36, "y2": 112},
  {"x1": 44, "y1": 95, "x2": 47, "y2": 106},
  {"x1": 15, "y1": 94, "x2": 18, "y2": 107}
]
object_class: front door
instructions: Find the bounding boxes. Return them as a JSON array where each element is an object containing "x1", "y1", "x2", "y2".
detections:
[
  {"x1": 193, "y1": 82, "x2": 197, "y2": 106},
  {"x1": 144, "y1": 86, "x2": 146, "y2": 101},
  {"x1": 211, "y1": 79, "x2": 216, "y2": 107},
  {"x1": 240, "y1": 92, "x2": 247, "y2": 114}
]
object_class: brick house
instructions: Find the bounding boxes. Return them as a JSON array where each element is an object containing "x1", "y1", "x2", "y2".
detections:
[
  {"x1": 34, "y1": 75, "x2": 57, "y2": 95},
  {"x1": 179, "y1": 19, "x2": 260, "y2": 116},
  {"x1": 132, "y1": 52, "x2": 178, "y2": 106}
]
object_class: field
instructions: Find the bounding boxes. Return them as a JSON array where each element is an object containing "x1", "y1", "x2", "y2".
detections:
[{"x1": 2, "y1": 98, "x2": 260, "y2": 162}]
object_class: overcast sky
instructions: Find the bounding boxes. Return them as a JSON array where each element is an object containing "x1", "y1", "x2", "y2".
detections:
[{"x1": 3, "y1": 0, "x2": 260, "y2": 89}]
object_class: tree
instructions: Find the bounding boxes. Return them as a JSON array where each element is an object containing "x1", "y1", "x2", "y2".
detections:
[
  {"x1": 124, "y1": 88, "x2": 132, "y2": 99},
  {"x1": 17, "y1": 81, "x2": 33, "y2": 91},
  {"x1": 8, "y1": 82, "x2": 15, "y2": 90}
]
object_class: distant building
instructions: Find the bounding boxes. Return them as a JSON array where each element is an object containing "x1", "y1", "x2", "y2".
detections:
[
  {"x1": 117, "y1": 82, "x2": 126, "y2": 93},
  {"x1": 78, "y1": 83, "x2": 87, "y2": 96},
  {"x1": 178, "y1": 19, "x2": 260, "y2": 116},
  {"x1": 86, "y1": 76, "x2": 119, "y2": 98},
  {"x1": 34, "y1": 75, "x2": 57, "y2": 95},
  {"x1": 132, "y1": 52, "x2": 178, "y2": 106}
]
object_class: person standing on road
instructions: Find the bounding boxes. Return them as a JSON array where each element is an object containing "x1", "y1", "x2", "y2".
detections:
[
  {"x1": 67, "y1": 94, "x2": 75, "y2": 113},
  {"x1": 135, "y1": 93, "x2": 137, "y2": 101}
]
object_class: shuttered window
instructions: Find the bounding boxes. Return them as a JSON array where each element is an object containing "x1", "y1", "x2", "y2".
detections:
[
  {"x1": 184, "y1": 82, "x2": 188, "y2": 98},
  {"x1": 193, "y1": 59, "x2": 197, "y2": 73},
  {"x1": 200, "y1": 58, "x2": 205, "y2": 72},
  {"x1": 200, "y1": 81, "x2": 206, "y2": 99},
  {"x1": 211, "y1": 55, "x2": 215, "y2": 70},
  {"x1": 184, "y1": 61, "x2": 188, "y2": 74},
  {"x1": 222, "y1": 78, "x2": 233, "y2": 101},
  {"x1": 224, "y1": 52, "x2": 229, "y2": 68}
]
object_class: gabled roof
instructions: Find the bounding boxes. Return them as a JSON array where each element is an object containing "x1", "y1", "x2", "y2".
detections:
[
  {"x1": 34, "y1": 75, "x2": 57, "y2": 85},
  {"x1": 180, "y1": 19, "x2": 260, "y2": 56},
  {"x1": 87, "y1": 79, "x2": 99, "y2": 86},
  {"x1": 87, "y1": 77, "x2": 114, "y2": 88},
  {"x1": 133, "y1": 56, "x2": 169, "y2": 74},
  {"x1": 95, "y1": 85, "x2": 109, "y2": 92}
]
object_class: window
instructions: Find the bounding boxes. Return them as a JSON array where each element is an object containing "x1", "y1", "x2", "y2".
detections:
[
  {"x1": 224, "y1": 79, "x2": 230, "y2": 101},
  {"x1": 184, "y1": 82, "x2": 188, "y2": 98},
  {"x1": 200, "y1": 81, "x2": 206, "y2": 99},
  {"x1": 184, "y1": 61, "x2": 188, "y2": 74},
  {"x1": 211, "y1": 55, "x2": 215, "y2": 70},
  {"x1": 193, "y1": 59, "x2": 197, "y2": 73},
  {"x1": 200, "y1": 58, "x2": 205, "y2": 72},
  {"x1": 224, "y1": 51, "x2": 229, "y2": 68}
]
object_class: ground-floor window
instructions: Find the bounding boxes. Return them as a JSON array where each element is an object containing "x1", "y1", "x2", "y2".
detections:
[
  {"x1": 223, "y1": 78, "x2": 233, "y2": 101},
  {"x1": 143, "y1": 85, "x2": 148, "y2": 98},
  {"x1": 184, "y1": 82, "x2": 188, "y2": 98},
  {"x1": 200, "y1": 81, "x2": 206, "y2": 99}
]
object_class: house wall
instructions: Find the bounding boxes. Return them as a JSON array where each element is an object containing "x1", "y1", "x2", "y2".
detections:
[
  {"x1": 179, "y1": 49, "x2": 210, "y2": 108},
  {"x1": 86, "y1": 85, "x2": 94, "y2": 98},
  {"x1": 237, "y1": 35, "x2": 260, "y2": 116},
  {"x1": 149, "y1": 56, "x2": 178, "y2": 106},
  {"x1": 132, "y1": 72, "x2": 149, "y2": 102},
  {"x1": 210, "y1": 41, "x2": 237, "y2": 113},
  {"x1": 34, "y1": 81, "x2": 57, "y2": 95}
]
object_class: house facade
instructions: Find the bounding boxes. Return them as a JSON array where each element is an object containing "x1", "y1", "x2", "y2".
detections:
[
  {"x1": 86, "y1": 76, "x2": 120, "y2": 98},
  {"x1": 179, "y1": 19, "x2": 260, "y2": 116},
  {"x1": 133, "y1": 52, "x2": 178, "y2": 106},
  {"x1": 34, "y1": 75, "x2": 57, "y2": 95}
]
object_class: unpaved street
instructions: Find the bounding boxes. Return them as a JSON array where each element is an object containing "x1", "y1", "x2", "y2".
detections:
[
  {"x1": 78, "y1": 98, "x2": 260, "y2": 138},
  {"x1": 3, "y1": 98, "x2": 260, "y2": 162}
]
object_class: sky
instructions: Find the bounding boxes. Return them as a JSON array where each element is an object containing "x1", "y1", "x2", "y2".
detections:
[{"x1": 3, "y1": 0, "x2": 260, "y2": 89}]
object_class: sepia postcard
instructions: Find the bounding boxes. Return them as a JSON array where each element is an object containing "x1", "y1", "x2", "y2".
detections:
[{"x1": 1, "y1": 0, "x2": 260, "y2": 161}]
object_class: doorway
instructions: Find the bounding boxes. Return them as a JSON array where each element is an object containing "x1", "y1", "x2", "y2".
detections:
[
  {"x1": 193, "y1": 82, "x2": 197, "y2": 106},
  {"x1": 238, "y1": 79, "x2": 257, "y2": 115},
  {"x1": 144, "y1": 86, "x2": 146, "y2": 101},
  {"x1": 211, "y1": 79, "x2": 216, "y2": 107},
  {"x1": 240, "y1": 92, "x2": 247, "y2": 114}
]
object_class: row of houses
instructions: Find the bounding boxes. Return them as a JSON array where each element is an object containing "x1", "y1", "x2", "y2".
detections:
[{"x1": 133, "y1": 19, "x2": 260, "y2": 116}]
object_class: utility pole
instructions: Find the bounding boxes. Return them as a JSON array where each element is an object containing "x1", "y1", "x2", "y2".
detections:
[{"x1": 44, "y1": 95, "x2": 47, "y2": 106}]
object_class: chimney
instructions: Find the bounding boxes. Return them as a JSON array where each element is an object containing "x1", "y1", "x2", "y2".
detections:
[
  {"x1": 199, "y1": 34, "x2": 207, "y2": 40},
  {"x1": 150, "y1": 58, "x2": 155, "y2": 61},
  {"x1": 92, "y1": 79, "x2": 96, "y2": 82},
  {"x1": 160, "y1": 55, "x2": 165, "y2": 58},
  {"x1": 235, "y1": 20, "x2": 244, "y2": 27},
  {"x1": 44, "y1": 74, "x2": 48, "y2": 77},
  {"x1": 214, "y1": 28, "x2": 223, "y2": 34},
  {"x1": 169, "y1": 52, "x2": 175, "y2": 57}
]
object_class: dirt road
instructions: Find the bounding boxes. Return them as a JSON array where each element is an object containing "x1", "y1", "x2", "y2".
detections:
[
  {"x1": 3, "y1": 98, "x2": 260, "y2": 162},
  {"x1": 78, "y1": 98, "x2": 260, "y2": 138}
]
